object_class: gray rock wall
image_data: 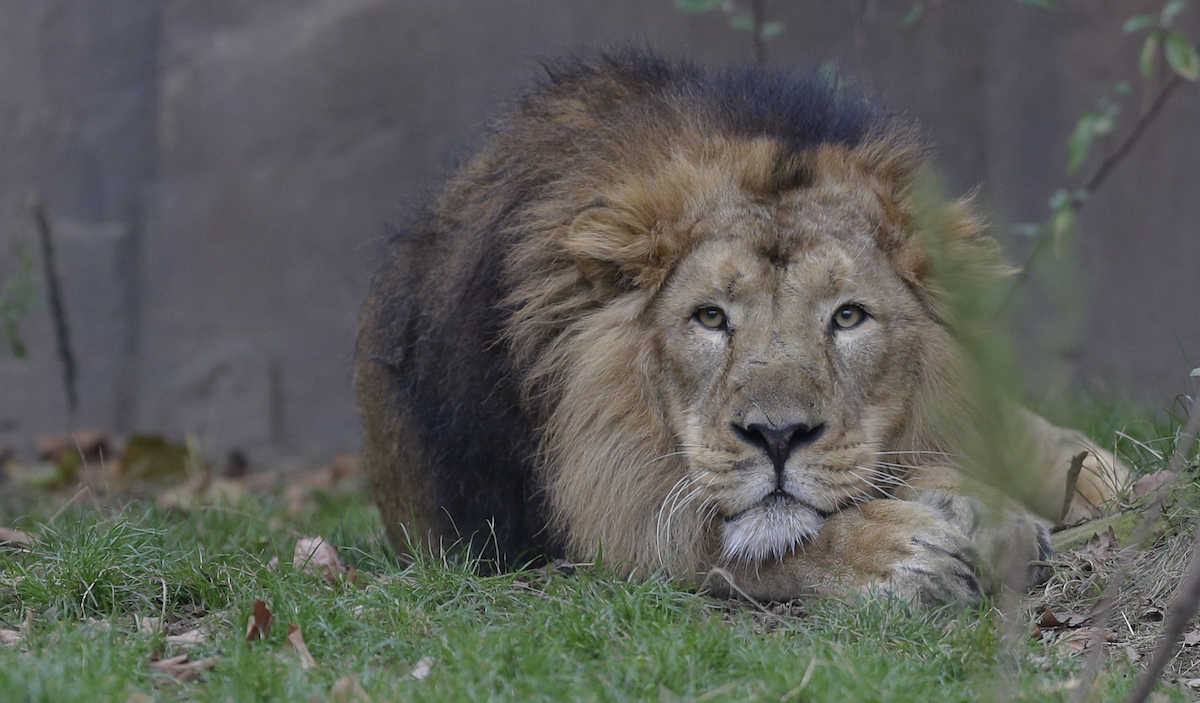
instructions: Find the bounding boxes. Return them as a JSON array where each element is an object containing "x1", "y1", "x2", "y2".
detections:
[{"x1": 1, "y1": 0, "x2": 1197, "y2": 463}]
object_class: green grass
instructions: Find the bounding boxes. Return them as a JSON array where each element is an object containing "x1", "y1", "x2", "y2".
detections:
[{"x1": 0, "y1": 488, "x2": 1187, "y2": 702}]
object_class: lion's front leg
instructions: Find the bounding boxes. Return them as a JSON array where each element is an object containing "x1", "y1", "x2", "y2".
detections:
[
  {"x1": 723, "y1": 499, "x2": 988, "y2": 604},
  {"x1": 721, "y1": 485, "x2": 1051, "y2": 605}
]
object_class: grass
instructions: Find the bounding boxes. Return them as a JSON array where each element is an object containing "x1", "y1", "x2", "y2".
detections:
[{"x1": 0, "y1": 481, "x2": 1192, "y2": 703}]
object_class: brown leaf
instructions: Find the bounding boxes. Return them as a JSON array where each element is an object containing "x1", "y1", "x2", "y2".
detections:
[
  {"x1": 329, "y1": 675, "x2": 372, "y2": 703},
  {"x1": 149, "y1": 654, "x2": 216, "y2": 682},
  {"x1": 1055, "y1": 627, "x2": 1113, "y2": 655},
  {"x1": 1036, "y1": 607, "x2": 1090, "y2": 629},
  {"x1": 0, "y1": 528, "x2": 32, "y2": 549},
  {"x1": 293, "y1": 537, "x2": 345, "y2": 580},
  {"x1": 0, "y1": 629, "x2": 22, "y2": 645},
  {"x1": 136, "y1": 615, "x2": 163, "y2": 636},
  {"x1": 286, "y1": 624, "x2": 317, "y2": 669},
  {"x1": 245, "y1": 600, "x2": 273, "y2": 641},
  {"x1": 166, "y1": 626, "x2": 209, "y2": 646},
  {"x1": 1132, "y1": 470, "x2": 1178, "y2": 500},
  {"x1": 1078, "y1": 526, "x2": 1117, "y2": 559},
  {"x1": 411, "y1": 656, "x2": 435, "y2": 680},
  {"x1": 35, "y1": 429, "x2": 109, "y2": 463}
]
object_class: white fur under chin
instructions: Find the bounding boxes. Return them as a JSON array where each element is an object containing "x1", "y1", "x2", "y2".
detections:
[{"x1": 721, "y1": 504, "x2": 825, "y2": 565}]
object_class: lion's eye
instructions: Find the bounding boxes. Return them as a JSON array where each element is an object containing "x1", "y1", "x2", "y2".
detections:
[
  {"x1": 694, "y1": 305, "x2": 728, "y2": 330},
  {"x1": 832, "y1": 304, "x2": 868, "y2": 330}
]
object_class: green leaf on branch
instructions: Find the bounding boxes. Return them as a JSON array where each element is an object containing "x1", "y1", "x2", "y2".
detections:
[
  {"x1": 902, "y1": 3, "x2": 924, "y2": 27},
  {"x1": 1165, "y1": 32, "x2": 1199, "y2": 80},
  {"x1": 1050, "y1": 205, "x2": 1077, "y2": 256},
  {"x1": 729, "y1": 13, "x2": 754, "y2": 31},
  {"x1": 1066, "y1": 116, "x2": 1097, "y2": 175},
  {"x1": 674, "y1": 0, "x2": 723, "y2": 12},
  {"x1": 761, "y1": 21, "x2": 785, "y2": 39},
  {"x1": 1161, "y1": 0, "x2": 1188, "y2": 27},
  {"x1": 1123, "y1": 14, "x2": 1157, "y2": 33},
  {"x1": 1141, "y1": 32, "x2": 1162, "y2": 78}
]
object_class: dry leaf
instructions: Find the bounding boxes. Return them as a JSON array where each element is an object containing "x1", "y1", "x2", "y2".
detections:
[
  {"x1": 411, "y1": 656, "x2": 435, "y2": 680},
  {"x1": 35, "y1": 429, "x2": 109, "y2": 463},
  {"x1": 293, "y1": 537, "x2": 345, "y2": 580},
  {"x1": 0, "y1": 629, "x2": 21, "y2": 645},
  {"x1": 1055, "y1": 627, "x2": 1113, "y2": 654},
  {"x1": 166, "y1": 626, "x2": 209, "y2": 646},
  {"x1": 286, "y1": 624, "x2": 317, "y2": 669},
  {"x1": 1078, "y1": 527, "x2": 1117, "y2": 560},
  {"x1": 245, "y1": 600, "x2": 273, "y2": 641},
  {"x1": 266, "y1": 556, "x2": 280, "y2": 571},
  {"x1": 1183, "y1": 629, "x2": 1200, "y2": 646},
  {"x1": 149, "y1": 654, "x2": 216, "y2": 682},
  {"x1": 1036, "y1": 607, "x2": 1090, "y2": 629},
  {"x1": 136, "y1": 615, "x2": 163, "y2": 636},
  {"x1": 1132, "y1": 470, "x2": 1177, "y2": 500},
  {"x1": 330, "y1": 675, "x2": 372, "y2": 702},
  {"x1": 0, "y1": 527, "x2": 32, "y2": 549}
]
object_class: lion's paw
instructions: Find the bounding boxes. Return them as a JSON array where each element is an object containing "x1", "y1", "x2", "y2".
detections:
[{"x1": 870, "y1": 520, "x2": 985, "y2": 606}]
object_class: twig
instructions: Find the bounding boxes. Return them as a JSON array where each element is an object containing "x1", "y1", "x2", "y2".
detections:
[
  {"x1": 1060, "y1": 451, "x2": 1089, "y2": 524},
  {"x1": 1126, "y1": 406, "x2": 1200, "y2": 703},
  {"x1": 1081, "y1": 74, "x2": 1183, "y2": 199},
  {"x1": 750, "y1": 0, "x2": 767, "y2": 65},
  {"x1": 1005, "y1": 74, "x2": 1184, "y2": 303},
  {"x1": 28, "y1": 196, "x2": 77, "y2": 414}
]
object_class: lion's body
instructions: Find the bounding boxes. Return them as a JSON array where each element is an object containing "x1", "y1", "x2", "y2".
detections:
[{"x1": 356, "y1": 52, "x2": 1124, "y2": 603}]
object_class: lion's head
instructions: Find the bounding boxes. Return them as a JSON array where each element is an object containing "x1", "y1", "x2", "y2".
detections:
[{"x1": 504, "y1": 118, "x2": 995, "y2": 578}]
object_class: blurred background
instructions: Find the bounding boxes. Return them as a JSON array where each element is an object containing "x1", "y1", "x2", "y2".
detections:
[{"x1": 0, "y1": 0, "x2": 1197, "y2": 468}]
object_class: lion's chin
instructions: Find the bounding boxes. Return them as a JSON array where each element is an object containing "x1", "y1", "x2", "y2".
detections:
[{"x1": 720, "y1": 495, "x2": 826, "y2": 565}]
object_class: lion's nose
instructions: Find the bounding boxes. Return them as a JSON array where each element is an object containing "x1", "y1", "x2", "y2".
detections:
[{"x1": 731, "y1": 421, "x2": 826, "y2": 472}]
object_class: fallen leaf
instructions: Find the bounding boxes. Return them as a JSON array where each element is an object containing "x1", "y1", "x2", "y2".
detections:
[
  {"x1": 411, "y1": 656, "x2": 435, "y2": 680},
  {"x1": 149, "y1": 654, "x2": 216, "y2": 682},
  {"x1": 266, "y1": 556, "x2": 279, "y2": 571},
  {"x1": 0, "y1": 527, "x2": 32, "y2": 549},
  {"x1": 330, "y1": 675, "x2": 372, "y2": 702},
  {"x1": 1055, "y1": 627, "x2": 1113, "y2": 654},
  {"x1": 35, "y1": 429, "x2": 109, "y2": 463},
  {"x1": 1079, "y1": 526, "x2": 1117, "y2": 560},
  {"x1": 286, "y1": 624, "x2": 317, "y2": 669},
  {"x1": 1184, "y1": 629, "x2": 1200, "y2": 646},
  {"x1": 293, "y1": 536, "x2": 345, "y2": 580},
  {"x1": 0, "y1": 629, "x2": 21, "y2": 645},
  {"x1": 245, "y1": 600, "x2": 273, "y2": 641},
  {"x1": 166, "y1": 626, "x2": 209, "y2": 646},
  {"x1": 1036, "y1": 607, "x2": 1090, "y2": 629},
  {"x1": 1132, "y1": 470, "x2": 1177, "y2": 500},
  {"x1": 136, "y1": 615, "x2": 163, "y2": 636}
]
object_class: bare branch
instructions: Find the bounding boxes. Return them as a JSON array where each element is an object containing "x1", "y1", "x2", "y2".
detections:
[
  {"x1": 751, "y1": 0, "x2": 767, "y2": 65},
  {"x1": 28, "y1": 196, "x2": 77, "y2": 414}
]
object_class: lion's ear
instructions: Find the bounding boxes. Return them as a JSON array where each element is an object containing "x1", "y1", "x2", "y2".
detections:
[{"x1": 564, "y1": 204, "x2": 672, "y2": 297}]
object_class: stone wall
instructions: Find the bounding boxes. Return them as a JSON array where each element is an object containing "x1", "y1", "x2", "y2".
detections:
[{"x1": 1, "y1": 0, "x2": 1197, "y2": 463}]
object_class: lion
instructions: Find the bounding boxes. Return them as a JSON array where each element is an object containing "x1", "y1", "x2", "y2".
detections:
[{"x1": 354, "y1": 51, "x2": 1126, "y2": 604}]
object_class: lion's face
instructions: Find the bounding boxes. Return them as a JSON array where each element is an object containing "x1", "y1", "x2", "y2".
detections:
[{"x1": 649, "y1": 182, "x2": 938, "y2": 565}]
